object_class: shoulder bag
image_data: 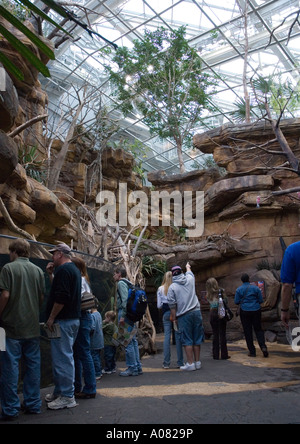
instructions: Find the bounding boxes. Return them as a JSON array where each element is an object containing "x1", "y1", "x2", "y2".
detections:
[
  {"x1": 223, "y1": 299, "x2": 234, "y2": 321},
  {"x1": 81, "y1": 291, "x2": 97, "y2": 311}
]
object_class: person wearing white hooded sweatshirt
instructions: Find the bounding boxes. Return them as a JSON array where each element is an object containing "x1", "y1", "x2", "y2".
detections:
[{"x1": 167, "y1": 263, "x2": 204, "y2": 371}]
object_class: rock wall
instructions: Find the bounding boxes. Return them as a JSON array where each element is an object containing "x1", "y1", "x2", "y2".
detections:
[
  {"x1": 0, "y1": 21, "x2": 143, "y2": 253},
  {"x1": 149, "y1": 119, "x2": 300, "y2": 340}
]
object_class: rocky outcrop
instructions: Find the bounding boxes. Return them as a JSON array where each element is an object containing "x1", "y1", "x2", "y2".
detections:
[
  {"x1": 0, "y1": 69, "x2": 19, "y2": 132},
  {"x1": 0, "y1": 23, "x2": 142, "y2": 249},
  {"x1": 204, "y1": 175, "x2": 274, "y2": 214},
  {"x1": 193, "y1": 119, "x2": 300, "y2": 175},
  {"x1": 0, "y1": 133, "x2": 18, "y2": 183},
  {"x1": 0, "y1": 162, "x2": 71, "y2": 240},
  {"x1": 0, "y1": 17, "x2": 49, "y2": 154},
  {"x1": 147, "y1": 120, "x2": 300, "y2": 338}
]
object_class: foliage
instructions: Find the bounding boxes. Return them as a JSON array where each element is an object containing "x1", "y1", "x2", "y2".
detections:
[
  {"x1": 231, "y1": 74, "x2": 300, "y2": 123},
  {"x1": 255, "y1": 75, "x2": 300, "y2": 117},
  {"x1": 19, "y1": 145, "x2": 46, "y2": 183},
  {"x1": 0, "y1": 0, "x2": 69, "y2": 80},
  {"x1": 105, "y1": 26, "x2": 217, "y2": 173},
  {"x1": 230, "y1": 97, "x2": 256, "y2": 123},
  {"x1": 0, "y1": 0, "x2": 30, "y2": 22},
  {"x1": 142, "y1": 256, "x2": 167, "y2": 287}
]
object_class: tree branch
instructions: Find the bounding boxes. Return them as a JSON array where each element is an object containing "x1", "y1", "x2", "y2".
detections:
[{"x1": 8, "y1": 114, "x2": 48, "y2": 138}]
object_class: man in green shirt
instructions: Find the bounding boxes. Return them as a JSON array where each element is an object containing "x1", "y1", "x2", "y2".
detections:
[{"x1": 0, "y1": 239, "x2": 45, "y2": 420}]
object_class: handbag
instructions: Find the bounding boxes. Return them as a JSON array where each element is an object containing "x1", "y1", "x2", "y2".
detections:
[
  {"x1": 218, "y1": 297, "x2": 226, "y2": 319},
  {"x1": 81, "y1": 291, "x2": 96, "y2": 311},
  {"x1": 223, "y1": 299, "x2": 234, "y2": 321}
]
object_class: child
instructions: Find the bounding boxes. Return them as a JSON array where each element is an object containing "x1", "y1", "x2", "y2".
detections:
[
  {"x1": 102, "y1": 311, "x2": 118, "y2": 374},
  {"x1": 90, "y1": 305, "x2": 104, "y2": 380}
]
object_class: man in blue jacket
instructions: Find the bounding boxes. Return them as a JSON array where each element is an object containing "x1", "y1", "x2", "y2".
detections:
[
  {"x1": 235, "y1": 273, "x2": 268, "y2": 358},
  {"x1": 280, "y1": 240, "x2": 300, "y2": 328}
]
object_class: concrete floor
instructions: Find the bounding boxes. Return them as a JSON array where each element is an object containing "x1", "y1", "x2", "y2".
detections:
[{"x1": 3, "y1": 335, "x2": 300, "y2": 425}]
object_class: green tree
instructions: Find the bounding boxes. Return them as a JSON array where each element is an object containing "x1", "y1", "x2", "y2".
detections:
[{"x1": 106, "y1": 26, "x2": 216, "y2": 174}]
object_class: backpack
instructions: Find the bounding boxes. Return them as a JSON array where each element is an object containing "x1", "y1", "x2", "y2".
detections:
[{"x1": 121, "y1": 279, "x2": 148, "y2": 322}]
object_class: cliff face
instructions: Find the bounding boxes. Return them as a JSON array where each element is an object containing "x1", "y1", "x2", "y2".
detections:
[
  {"x1": 191, "y1": 119, "x2": 300, "y2": 291},
  {"x1": 148, "y1": 120, "x2": 300, "y2": 339},
  {"x1": 0, "y1": 21, "x2": 142, "y2": 253}
]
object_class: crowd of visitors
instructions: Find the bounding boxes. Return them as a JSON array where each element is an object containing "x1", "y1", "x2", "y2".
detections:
[{"x1": 0, "y1": 237, "x2": 296, "y2": 420}]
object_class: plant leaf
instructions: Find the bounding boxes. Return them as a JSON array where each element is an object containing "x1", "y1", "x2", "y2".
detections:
[
  {"x1": 0, "y1": 5, "x2": 55, "y2": 60},
  {"x1": 26, "y1": 0, "x2": 68, "y2": 18},
  {"x1": 15, "y1": 0, "x2": 71, "y2": 35},
  {"x1": 0, "y1": 51, "x2": 24, "y2": 81},
  {"x1": 0, "y1": 23, "x2": 50, "y2": 77}
]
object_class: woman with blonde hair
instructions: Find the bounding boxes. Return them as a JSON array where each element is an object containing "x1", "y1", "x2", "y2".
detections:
[
  {"x1": 206, "y1": 277, "x2": 230, "y2": 360},
  {"x1": 157, "y1": 271, "x2": 183, "y2": 369}
]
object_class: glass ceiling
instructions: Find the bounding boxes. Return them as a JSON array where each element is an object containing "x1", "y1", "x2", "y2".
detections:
[{"x1": 36, "y1": 0, "x2": 300, "y2": 177}]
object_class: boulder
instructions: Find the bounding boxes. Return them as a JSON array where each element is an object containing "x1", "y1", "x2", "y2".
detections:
[
  {"x1": 204, "y1": 175, "x2": 274, "y2": 214},
  {"x1": 0, "y1": 133, "x2": 18, "y2": 183},
  {"x1": 249, "y1": 269, "x2": 281, "y2": 310},
  {"x1": 0, "y1": 66, "x2": 19, "y2": 132}
]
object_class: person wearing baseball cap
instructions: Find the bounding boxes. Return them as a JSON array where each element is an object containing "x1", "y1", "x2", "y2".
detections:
[
  {"x1": 171, "y1": 266, "x2": 183, "y2": 277},
  {"x1": 167, "y1": 262, "x2": 204, "y2": 371},
  {"x1": 45, "y1": 243, "x2": 82, "y2": 410},
  {"x1": 48, "y1": 243, "x2": 72, "y2": 255}
]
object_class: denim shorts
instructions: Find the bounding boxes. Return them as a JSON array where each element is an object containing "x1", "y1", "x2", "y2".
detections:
[{"x1": 177, "y1": 309, "x2": 205, "y2": 346}]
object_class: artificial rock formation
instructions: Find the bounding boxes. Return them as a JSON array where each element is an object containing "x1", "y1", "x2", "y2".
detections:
[
  {"x1": 0, "y1": 20, "x2": 299, "y2": 341},
  {"x1": 0, "y1": 20, "x2": 143, "y2": 251},
  {"x1": 148, "y1": 119, "x2": 300, "y2": 339}
]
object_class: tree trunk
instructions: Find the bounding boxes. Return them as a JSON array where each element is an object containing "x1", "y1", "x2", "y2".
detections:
[
  {"x1": 242, "y1": 0, "x2": 251, "y2": 123},
  {"x1": 265, "y1": 102, "x2": 300, "y2": 173},
  {"x1": 176, "y1": 141, "x2": 185, "y2": 174}
]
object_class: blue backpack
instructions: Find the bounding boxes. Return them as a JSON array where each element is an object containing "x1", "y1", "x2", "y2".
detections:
[{"x1": 121, "y1": 279, "x2": 148, "y2": 322}]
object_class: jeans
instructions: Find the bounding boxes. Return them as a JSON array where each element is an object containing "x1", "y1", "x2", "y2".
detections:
[
  {"x1": 125, "y1": 334, "x2": 142, "y2": 372},
  {"x1": 74, "y1": 312, "x2": 96, "y2": 394},
  {"x1": 177, "y1": 309, "x2": 205, "y2": 346},
  {"x1": 0, "y1": 337, "x2": 41, "y2": 417},
  {"x1": 91, "y1": 349, "x2": 103, "y2": 377},
  {"x1": 51, "y1": 319, "x2": 80, "y2": 398},
  {"x1": 118, "y1": 310, "x2": 142, "y2": 372},
  {"x1": 162, "y1": 311, "x2": 184, "y2": 367},
  {"x1": 104, "y1": 345, "x2": 116, "y2": 372}
]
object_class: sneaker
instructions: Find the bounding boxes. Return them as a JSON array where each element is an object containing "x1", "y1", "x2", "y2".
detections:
[
  {"x1": 119, "y1": 368, "x2": 138, "y2": 377},
  {"x1": 137, "y1": 367, "x2": 143, "y2": 375},
  {"x1": 180, "y1": 362, "x2": 196, "y2": 371},
  {"x1": 162, "y1": 365, "x2": 170, "y2": 369},
  {"x1": 195, "y1": 361, "x2": 202, "y2": 370},
  {"x1": 47, "y1": 396, "x2": 77, "y2": 410}
]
